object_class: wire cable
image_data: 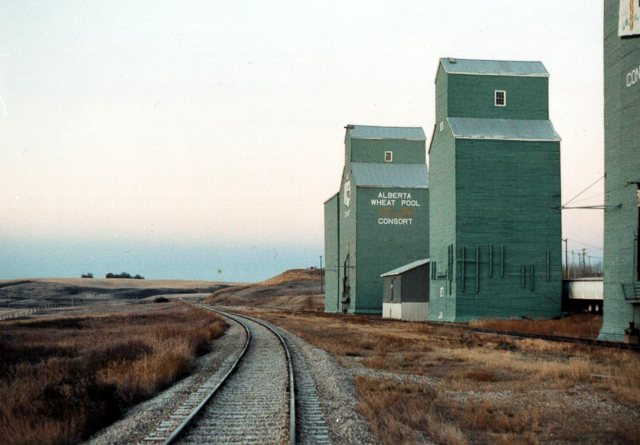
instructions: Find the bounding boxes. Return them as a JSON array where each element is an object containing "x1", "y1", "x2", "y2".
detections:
[{"x1": 563, "y1": 175, "x2": 604, "y2": 206}]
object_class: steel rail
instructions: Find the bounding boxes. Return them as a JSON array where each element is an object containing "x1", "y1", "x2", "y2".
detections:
[
  {"x1": 445, "y1": 324, "x2": 640, "y2": 353},
  {"x1": 205, "y1": 303, "x2": 640, "y2": 354},
  {"x1": 201, "y1": 305, "x2": 297, "y2": 445},
  {"x1": 160, "y1": 303, "x2": 252, "y2": 445}
]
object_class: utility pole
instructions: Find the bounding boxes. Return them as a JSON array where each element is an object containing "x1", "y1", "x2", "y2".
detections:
[
  {"x1": 582, "y1": 248, "x2": 587, "y2": 276},
  {"x1": 572, "y1": 251, "x2": 575, "y2": 278},
  {"x1": 320, "y1": 256, "x2": 324, "y2": 294},
  {"x1": 563, "y1": 238, "x2": 568, "y2": 278}
]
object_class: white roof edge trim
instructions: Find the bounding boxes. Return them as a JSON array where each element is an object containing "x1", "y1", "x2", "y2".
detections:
[
  {"x1": 357, "y1": 185, "x2": 429, "y2": 190},
  {"x1": 323, "y1": 193, "x2": 339, "y2": 205},
  {"x1": 381, "y1": 259, "x2": 431, "y2": 277},
  {"x1": 446, "y1": 71, "x2": 549, "y2": 78},
  {"x1": 351, "y1": 137, "x2": 426, "y2": 141},
  {"x1": 454, "y1": 136, "x2": 561, "y2": 142}
]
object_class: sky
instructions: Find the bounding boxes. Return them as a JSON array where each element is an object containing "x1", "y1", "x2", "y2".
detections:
[{"x1": 0, "y1": 1, "x2": 605, "y2": 282}]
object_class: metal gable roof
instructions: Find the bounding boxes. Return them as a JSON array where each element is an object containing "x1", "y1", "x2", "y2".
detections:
[
  {"x1": 381, "y1": 259, "x2": 430, "y2": 277},
  {"x1": 346, "y1": 125, "x2": 426, "y2": 141},
  {"x1": 439, "y1": 58, "x2": 549, "y2": 77},
  {"x1": 447, "y1": 117, "x2": 561, "y2": 142},
  {"x1": 350, "y1": 162, "x2": 429, "y2": 188}
]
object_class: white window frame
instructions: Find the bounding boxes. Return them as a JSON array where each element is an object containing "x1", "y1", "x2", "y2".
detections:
[
  {"x1": 495, "y1": 90, "x2": 506, "y2": 107},
  {"x1": 384, "y1": 151, "x2": 393, "y2": 163}
]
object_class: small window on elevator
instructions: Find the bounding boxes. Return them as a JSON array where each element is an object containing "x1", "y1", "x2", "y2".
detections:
[
  {"x1": 385, "y1": 151, "x2": 393, "y2": 163},
  {"x1": 495, "y1": 90, "x2": 506, "y2": 107}
]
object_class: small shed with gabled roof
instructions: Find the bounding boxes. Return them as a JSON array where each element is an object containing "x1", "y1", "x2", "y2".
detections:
[{"x1": 381, "y1": 259, "x2": 430, "y2": 321}]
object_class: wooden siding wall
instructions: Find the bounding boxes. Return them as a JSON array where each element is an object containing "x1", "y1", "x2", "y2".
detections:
[
  {"x1": 355, "y1": 187, "x2": 429, "y2": 313},
  {"x1": 600, "y1": 0, "x2": 640, "y2": 341},
  {"x1": 430, "y1": 62, "x2": 561, "y2": 322},
  {"x1": 429, "y1": 120, "x2": 458, "y2": 321},
  {"x1": 400, "y1": 263, "x2": 430, "y2": 303},
  {"x1": 350, "y1": 138, "x2": 426, "y2": 164},
  {"x1": 455, "y1": 139, "x2": 562, "y2": 320},
  {"x1": 324, "y1": 195, "x2": 340, "y2": 313},
  {"x1": 338, "y1": 174, "x2": 358, "y2": 313},
  {"x1": 447, "y1": 74, "x2": 549, "y2": 120}
]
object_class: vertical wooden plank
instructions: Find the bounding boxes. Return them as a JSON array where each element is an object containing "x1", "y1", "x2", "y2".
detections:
[
  {"x1": 462, "y1": 246, "x2": 466, "y2": 293},
  {"x1": 489, "y1": 244, "x2": 493, "y2": 277},
  {"x1": 546, "y1": 249, "x2": 550, "y2": 282},
  {"x1": 530, "y1": 264, "x2": 535, "y2": 291},
  {"x1": 476, "y1": 246, "x2": 480, "y2": 293}
]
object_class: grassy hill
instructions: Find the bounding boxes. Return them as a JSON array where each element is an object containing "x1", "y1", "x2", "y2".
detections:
[{"x1": 206, "y1": 269, "x2": 324, "y2": 311}]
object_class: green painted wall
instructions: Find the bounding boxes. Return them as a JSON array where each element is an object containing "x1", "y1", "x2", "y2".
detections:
[
  {"x1": 429, "y1": 61, "x2": 562, "y2": 322},
  {"x1": 435, "y1": 64, "x2": 448, "y2": 125},
  {"x1": 599, "y1": 0, "x2": 640, "y2": 341},
  {"x1": 448, "y1": 74, "x2": 549, "y2": 120},
  {"x1": 454, "y1": 139, "x2": 562, "y2": 321},
  {"x1": 351, "y1": 139, "x2": 426, "y2": 164},
  {"x1": 337, "y1": 172, "x2": 358, "y2": 313},
  {"x1": 354, "y1": 187, "x2": 429, "y2": 313},
  {"x1": 324, "y1": 194, "x2": 340, "y2": 313},
  {"x1": 325, "y1": 126, "x2": 430, "y2": 314},
  {"x1": 428, "y1": 120, "x2": 458, "y2": 321}
]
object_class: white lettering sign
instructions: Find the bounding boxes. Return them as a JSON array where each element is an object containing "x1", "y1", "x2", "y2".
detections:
[
  {"x1": 620, "y1": 0, "x2": 640, "y2": 37},
  {"x1": 627, "y1": 65, "x2": 640, "y2": 87},
  {"x1": 378, "y1": 218, "x2": 413, "y2": 225},
  {"x1": 371, "y1": 189, "x2": 420, "y2": 225},
  {"x1": 344, "y1": 181, "x2": 351, "y2": 207}
]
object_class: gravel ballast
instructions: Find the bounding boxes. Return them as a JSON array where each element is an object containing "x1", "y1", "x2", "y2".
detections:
[{"x1": 85, "y1": 320, "x2": 245, "y2": 445}]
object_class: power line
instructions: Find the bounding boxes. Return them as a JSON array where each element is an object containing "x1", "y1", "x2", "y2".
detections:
[
  {"x1": 567, "y1": 238, "x2": 603, "y2": 250},
  {"x1": 563, "y1": 175, "x2": 604, "y2": 206}
]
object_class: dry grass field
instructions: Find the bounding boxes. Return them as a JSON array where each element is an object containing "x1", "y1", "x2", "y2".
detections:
[
  {"x1": 0, "y1": 278, "x2": 235, "y2": 310},
  {"x1": 206, "y1": 269, "x2": 323, "y2": 311},
  {"x1": 0, "y1": 302, "x2": 227, "y2": 445},
  {"x1": 231, "y1": 308, "x2": 640, "y2": 444},
  {"x1": 469, "y1": 314, "x2": 603, "y2": 339}
]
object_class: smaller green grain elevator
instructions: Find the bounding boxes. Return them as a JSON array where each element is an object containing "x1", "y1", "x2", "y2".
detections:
[
  {"x1": 428, "y1": 58, "x2": 563, "y2": 322},
  {"x1": 324, "y1": 125, "x2": 429, "y2": 314}
]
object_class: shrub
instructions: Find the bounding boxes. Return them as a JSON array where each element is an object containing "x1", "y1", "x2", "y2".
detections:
[
  {"x1": 81, "y1": 273, "x2": 94, "y2": 279},
  {"x1": 154, "y1": 297, "x2": 170, "y2": 303}
]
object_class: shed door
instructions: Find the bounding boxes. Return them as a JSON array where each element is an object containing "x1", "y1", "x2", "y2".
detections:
[{"x1": 390, "y1": 277, "x2": 396, "y2": 301}]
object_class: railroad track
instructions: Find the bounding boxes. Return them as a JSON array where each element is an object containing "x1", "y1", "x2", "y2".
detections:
[
  {"x1": 448, "y1": 324, "x2": 640, "y2": 353},
  {"x1": 209, "y1": 304, "x2": 640, "y2": 354},
  {"x1": 142, "y1": 304, "x2": 330, "y2": 444}
]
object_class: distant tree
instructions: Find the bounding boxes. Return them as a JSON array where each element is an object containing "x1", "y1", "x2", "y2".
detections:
[
  {"x1": 134, "y1": 274, "x2": 145, "y2": 280},
  {"x1": 81, "y1": 273, "x2": 94, "y2": 278},
  {"x1": 106, "y1": 273, "x2": 114, "y2": 279}
]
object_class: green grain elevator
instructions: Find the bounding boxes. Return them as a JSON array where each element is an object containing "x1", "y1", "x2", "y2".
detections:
[
  {"x1": 599, "y1": 1, "x2": 640, "y2": 341},
  {"x1": 324, "y1": 125, "x2": 429, "y2": 314},
  {"x1": 428, "y1": 58, "x2": 563, "y2": 322}
]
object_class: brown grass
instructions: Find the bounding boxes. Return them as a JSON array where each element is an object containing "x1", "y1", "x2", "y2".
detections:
[
  {"x1": 230, "y1": 308, "x2": 640, "y2": 444},
  {"x1": 469, "y1": 314, "x2": 602, "y2": 339},
  {"x1": 206, "y1": 269, "x2": 324, "y2": 312},
  {"x1": 355, "y1": 376, "x2": 468, "y2": 445},
  {"x1": 0, "y1": 302, "x2": 227, "y2": 445}
]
